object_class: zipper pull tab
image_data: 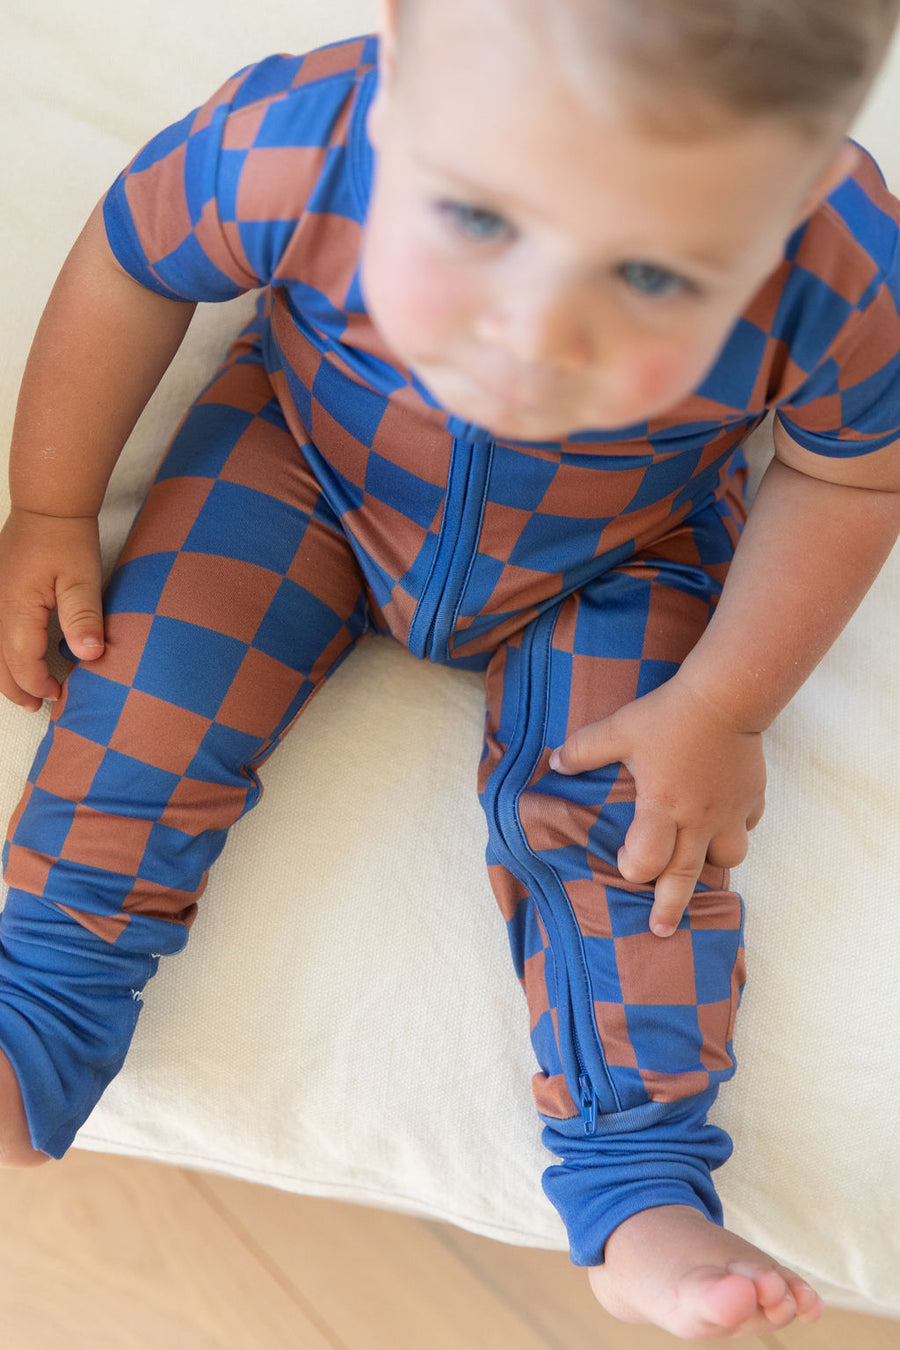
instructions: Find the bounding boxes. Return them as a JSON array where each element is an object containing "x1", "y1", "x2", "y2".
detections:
[{"x1": 579, "y1": 1074, "x2": 597, "y2": 1135}]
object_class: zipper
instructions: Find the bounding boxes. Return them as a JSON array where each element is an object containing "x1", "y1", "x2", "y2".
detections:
[
  {"x1": 407, "y1": 433, "x2": 493, "y2": 662},
  {"x1": 481, "y1": 610, "x2": 621, "y2": 1135},
  {"x1": 579, "y1": 1074, "x2": 597, "y2": 1134}
]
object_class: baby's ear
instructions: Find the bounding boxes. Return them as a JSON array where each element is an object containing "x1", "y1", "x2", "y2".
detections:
[{"x1": 370, "y1": 0, "x2": 401, "y2": 150}]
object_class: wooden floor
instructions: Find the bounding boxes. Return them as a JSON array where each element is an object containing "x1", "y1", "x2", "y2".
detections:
[{"x1": 0, "y1": 1151, "x2": 897, "y2": 1349}]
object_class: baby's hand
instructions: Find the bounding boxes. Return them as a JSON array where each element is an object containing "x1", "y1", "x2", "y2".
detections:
[
  {"x1": 549, "y1": 675, "x2": 766, "y2": 936},
  {"x1": 0, "y1": 508, "x2": 104, "y2": 710}
]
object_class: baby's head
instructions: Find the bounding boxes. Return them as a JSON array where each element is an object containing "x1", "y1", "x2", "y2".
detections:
[{"x1": 361, "y1": 0, "x2": 900, "y2": 439}]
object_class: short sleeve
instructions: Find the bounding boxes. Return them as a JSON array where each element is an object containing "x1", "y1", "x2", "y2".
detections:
[
  {"x1": 102, "y1": 42, "x2": 374, "y2": 303},
  {"x1": 775, "y1": 164, "x2": 900, "y2": 458}
]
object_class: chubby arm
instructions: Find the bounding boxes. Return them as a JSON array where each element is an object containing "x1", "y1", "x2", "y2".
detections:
[
  {"x1": 0, "y1": 203, "x2": 196, "y2": 708},
  {"x1": 550, "y1": 422, "x2": 900, "y2": 935}
]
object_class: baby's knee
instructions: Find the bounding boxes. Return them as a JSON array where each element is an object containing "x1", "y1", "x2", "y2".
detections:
[{"x1": 0, "y1": 1046, "x2": 50, "y2": 1169}]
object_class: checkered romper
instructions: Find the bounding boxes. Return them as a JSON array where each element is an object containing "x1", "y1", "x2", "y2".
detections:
[{"x1": 2, "y1": 37, "x2": 899, "y2": 1265}]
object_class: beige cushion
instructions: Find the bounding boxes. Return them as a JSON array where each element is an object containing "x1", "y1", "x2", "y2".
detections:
[{"x1": 2, "y1": 0, "x2": 898, "y2": 1316}]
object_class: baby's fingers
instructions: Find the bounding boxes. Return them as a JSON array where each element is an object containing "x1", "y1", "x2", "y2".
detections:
[
  {"x1": 617, "y1": 803, "x2": 677, "y2": 886},
  {"x1": 550, "y1": 715, "x2": 626, "y2": 775},
  {"x1": 706, "y1": 823, "x2": 752, "y2": 870},
  {"x1": 56, "y1": 575, "x2": 104, "y2": 662},
  {"x1": 0, "y1": 606, "x2": 58, "y2": 709},
  {"x1": 647, "y1": 829, "x2": 710, "y2": 937}
]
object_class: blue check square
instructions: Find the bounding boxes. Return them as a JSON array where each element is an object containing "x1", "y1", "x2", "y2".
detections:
[
  {"x1": 132, "y1": 617, "x2": 247, "y2": 719},
  {"x1": 84, "y1": 750, "x2": 180, "y2": 822},
  {"x1": 12, "y1": 788, "x2": 77, "y2": 857}
]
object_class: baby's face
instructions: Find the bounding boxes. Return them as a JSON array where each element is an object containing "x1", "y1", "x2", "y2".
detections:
[{"x1": 361, "y1": 0, "x2": 856, "y2": 440}]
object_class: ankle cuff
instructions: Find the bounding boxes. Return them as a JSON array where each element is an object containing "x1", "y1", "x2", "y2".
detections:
[{"x1": 539, "y1": 1089, "x2": 731, "y2": 1266}]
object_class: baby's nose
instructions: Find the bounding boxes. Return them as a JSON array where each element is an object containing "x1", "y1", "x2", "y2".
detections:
[{"x1": 475, "y1": 288, "x2": 595, "y2": 369}]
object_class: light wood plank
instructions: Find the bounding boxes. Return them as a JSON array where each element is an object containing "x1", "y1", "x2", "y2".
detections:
[
  {"x1": 0, "y1": 1152, "x2": 337, "y2": 1350},
  {"x1": 194, "y1": 1172, "x2": 560, "y2": 1350},
  {"x1": 406, "y1": 1213, "x2": 769, "y2": 1350},
  {"x1": 766, "y1": 1307, "x2": 900, "y2": 1350},
  {"x1": 433, "y1": 1220, "x2": 900, "y2": 1350}
]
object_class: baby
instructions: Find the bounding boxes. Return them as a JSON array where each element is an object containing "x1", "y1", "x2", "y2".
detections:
[{"x1": 1, "y1": 0, "x2": 899, "y2": 1338}]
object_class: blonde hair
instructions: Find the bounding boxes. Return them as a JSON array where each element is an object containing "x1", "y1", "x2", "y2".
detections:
[
  {"x1": 397, "y1": 0, "x2": 900, "y2": 141},
  {"x1": 591, "y1": 0, "x2": 900, "y2": 140}
]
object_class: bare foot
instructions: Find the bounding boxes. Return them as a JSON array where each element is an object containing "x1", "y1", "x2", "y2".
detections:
[{"x1": 588, "y1": 1205, "x2": 824, "y2": 1340}]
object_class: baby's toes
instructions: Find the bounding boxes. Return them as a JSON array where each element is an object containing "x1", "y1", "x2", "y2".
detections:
[
  {"x1": 729, "y1": 1264, "x2": 796, "y2": 1328},
  {"x1": 761, "y1": 1290, "x2": 799, "y2": 1330},
  {"x1": 767, "y1": 1266, "x2": 825, "y2": 1325},
  {"x1": 691, "y1": 1269, "x2": 764, "y2": 1333},
  {"x1": 788, "y1": 1278, "x2": 825, "y2": 1323}
]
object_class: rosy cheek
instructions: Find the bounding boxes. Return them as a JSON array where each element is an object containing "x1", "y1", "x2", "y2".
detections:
[
  {"x1": 396, "y1": 261, "x2": 457, "y2": 334},
  {"x1": 407, "y1": 262, "x2": 476, "y2": 347},
  {"x1": 365, "y1": 228, "x2": 476, "y2": 357},
  {"x1": 622, "y1": 343, "x2": 707, "y2": 409}
]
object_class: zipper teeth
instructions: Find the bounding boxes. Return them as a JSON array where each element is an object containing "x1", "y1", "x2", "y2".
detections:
[
  {"x1": 439, "y1": 440, "x2": 493, "y2": 646},
  {"x1": 424, "y1": 442, "x2": 477, "y2": 658},
  {"x1": 513, "y1": 620, "x2": 602, "y2": 1120},
  {"x1": 409, "y1": 437, "x2": 491, "y2": 662},
  {"x1": 487, "y1": 614, "x2": 619, "y2": 1131},
  {"x1": 410, "y1": 434, "x2": 609, "y2": 1130},
  {"x1": 408, "y1": 440, "x2": 464, "y2": 659}
]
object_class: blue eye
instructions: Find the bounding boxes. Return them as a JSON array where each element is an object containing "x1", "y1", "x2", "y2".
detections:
[
  {"x1": 619, "y1": 261, "x2": 693, "y2": 298},
  {"x1": 437, "y1": 200, "x2": 514, "y2": 243}
]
